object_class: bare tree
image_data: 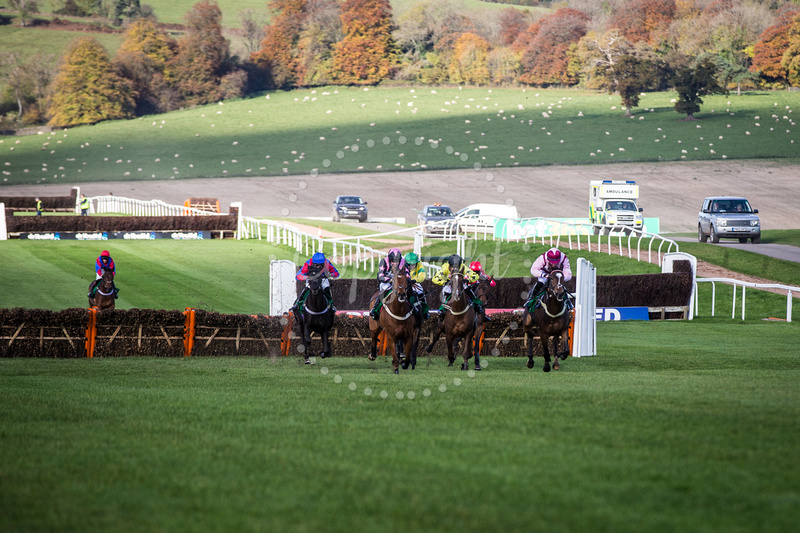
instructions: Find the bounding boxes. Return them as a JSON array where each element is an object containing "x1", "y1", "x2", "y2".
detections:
[{"x1": 239, "y1": 9, "x2": 267, "y2": 56}]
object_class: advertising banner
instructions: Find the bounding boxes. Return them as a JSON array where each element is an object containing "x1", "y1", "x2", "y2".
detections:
[
  {"x1": 595, "y1": 307, "x2": 650, "y2": 321},
  {"x1": 494, "y1": 218, "x2": 660, "y2": 239},
  {"x1": 20, "y1": 231, "x2": 211, "y2": 240}
]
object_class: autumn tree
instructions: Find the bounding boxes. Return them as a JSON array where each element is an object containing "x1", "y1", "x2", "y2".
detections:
[
  {"x1": 518, "y1": 8, "x2": 590, "y2": 86},
  {"x1": 295, "y1": 0, "x2": 343, "y2": 86},
  {"x1": 782, "y1": 13, "x2": 800, "y2": 87},
  {"x1": 332, "y1": 0, "x2": 397, "y2": 85},
  {"x1": 751, "y1": 6, "x2": 800, "y2": 85},
  {"x1": 48, "y1": 37, "x2": 135, "y2": 127},
  {"x1": 0, "y1": 52, "x2": 54, "y2": 124},
  {"x1": 672, "y1": 57, "x2": 726, "y2": 120},
  {"x1": 609, "y1": 54, "x2": 653, "y2": 115},
  {"x1": 448, "y1": 32, "x2": 490, "y2": 85},
  {"x1": 251, "y1": 0, "x2": 308, "y2": 89},
  {"x1": 170, "y1": 0, "x2": 244, "y2": 106},
  {"x1": 609, "y1": 0, "x2": 676, "y2": 45},
  {"x1": 115, "y1": 18, "x2": 179, "y2": 115}
]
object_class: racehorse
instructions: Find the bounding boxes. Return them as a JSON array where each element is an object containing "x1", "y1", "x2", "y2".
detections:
[
  {"x1": 293, "y1": 273, "x2": 335, "y2": 364},
  {"x1": 88, "y1": 269, "x2": 115, "y2": 311},
  {"x1": 368, "y1": 264, "x2": 417, "y2": 374},
  {"x1": 521, "y1": 270, "x2": 571, "y2": 372},
  {"x1": 425, "y1": 271, "x2": 479, "y2": 370}
]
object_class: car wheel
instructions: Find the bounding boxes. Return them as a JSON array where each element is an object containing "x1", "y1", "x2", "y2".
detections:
[
  {"x1": 697, "y1": 225, "x2": 708, "y2": 243},
  {"x1": 358, "y1": 215, "x2": 367, "y2": 223},
  {"x1": 710, "y1": 225, "x2": 720, "y2": 243},
  {"x1": 752, "y1": 235, "x2": 761, "y2": 244},
  {"x1": 332, "y1": 211, "x2": 340, "y2": 222}
]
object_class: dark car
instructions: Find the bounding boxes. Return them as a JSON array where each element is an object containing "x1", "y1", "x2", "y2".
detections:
[
  {"x1": 332, "y1": 195, "x2": 368, "y2": 222},
  {"x1": 417, "y1": 204, "x2": 455, "y2": 233},
  {"x1": 698, "y1": 196, "x2": 760, "y2": 244}
]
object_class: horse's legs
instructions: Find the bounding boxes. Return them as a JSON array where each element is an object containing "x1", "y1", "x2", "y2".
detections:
[
  {"x1": 397, "y1": 338, "x2": 410, "y2": 370},
  {"x1": 526, "y1": 330, "x2": 535, "y2": 369},
  {"x1": 541, "y1": 335, "x2": 552, "y2": 373},
  {"x1": 320, "y1": 329, "x2": 330, "y2": 359},
  {"x1": 368, "y1": 324, "x2": 381, "y2": 361},
  {"x1": 425, "y1": 324, "x2": 443, "y2": 354},
  {"x1": 461, "y1": 331, "x2": 474, "y2": 371},
  {"x1": 473, "y1": 321, "x2": 482, "y2": 371},
  {"x1": 445, "y1": 333, "x2": 456, "y2": 366}
]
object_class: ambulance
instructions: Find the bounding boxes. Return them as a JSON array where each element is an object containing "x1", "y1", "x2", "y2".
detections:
[{"x1": 589, "y1": 180, "x2": 644, "y2": 234}]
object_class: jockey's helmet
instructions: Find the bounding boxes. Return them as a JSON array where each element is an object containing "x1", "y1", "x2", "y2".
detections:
[
  {"x1": 101, "y1": 250, "x2": 110, "y2": 257},
  {"x1": 387, "y1": 248, "x2": 401, "y2": 264},
  {"x1": 546, "y1": 248, "x2": 563, "y2": 265},
  {"x1": 448, "y1": 254, "x2": 462, "y2": 268},
  {"x1": 469, "y1": 261, "x2": 482, "y2": 272},
  {"x1": 404, "y1": 252, "x2": 418, "y2": 265},
  {"x1": 312, "y1": 252, "x2": 326, "y2": 264}
]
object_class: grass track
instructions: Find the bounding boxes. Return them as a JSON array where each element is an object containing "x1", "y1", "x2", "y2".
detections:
[{"x1": 1, "y1": 320, "x2": 798, "y2": 532}]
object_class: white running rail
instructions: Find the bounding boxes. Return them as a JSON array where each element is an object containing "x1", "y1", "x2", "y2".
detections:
[{"x1": 694, "y1": 278, "x2": 798, "y2": 322}]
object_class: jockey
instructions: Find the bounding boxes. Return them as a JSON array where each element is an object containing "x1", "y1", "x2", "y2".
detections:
[
  {"x1": 369, "y1": 248, "x2": 408, "y2": 319},
  {"x1": 525, "y1": 247, "x2": 573, "y2": 310},
  {"x1": 431, "y1": 254, "x2": 485, "y2": 320},
  {"x1": 468, "y1": 260, "x2": 495, "y2": 321},
  {"x1": 405, "y1": 252, "x2": 429, "y2": 319},
  {"x1": 469, "y1": 261, "x2": 496, "y2": 287},
  {"x1": 88, "y1": 250, "x2": 118, "y2": 299},
  {"x1": 293, "y1": 252, "x2": 339, "y2": 312}
]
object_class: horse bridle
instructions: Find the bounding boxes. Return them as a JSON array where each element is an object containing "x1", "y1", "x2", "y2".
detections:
[
  {"x1": 442, "y1": 272, "x2": 472, "y2": 316},
  {"x1": 379, "y1": 268, "x2": 413, "y2": 320},
  {"x1": 539, "y1": 271, "x2": 567, "y2": 318},
  {"x1": 302, "y1": 275, "x2": 332, "y2": 315}
]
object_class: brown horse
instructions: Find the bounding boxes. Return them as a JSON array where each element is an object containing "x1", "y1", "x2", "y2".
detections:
[
  {"x1": 368, "y1": 265, "x2": 417, "y2": 374},
  {"x1": 522, "y1": 270, "x2": 571, "y2": 372},
  {"x1": 426, "y1": 271, "x2": 479, "y2": 370},
  {"x1": 89, "y1": 269, "x2": 116, "y2": 311}
]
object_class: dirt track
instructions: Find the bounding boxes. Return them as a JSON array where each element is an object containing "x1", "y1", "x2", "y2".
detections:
[{"x1": 7, "y1": 160, "x2": 799, "y2": 234}]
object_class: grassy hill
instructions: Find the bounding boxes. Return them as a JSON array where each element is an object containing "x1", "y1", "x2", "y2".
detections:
[{"x1": 2, "y1": 87, "x2": 799, "y2": 186}]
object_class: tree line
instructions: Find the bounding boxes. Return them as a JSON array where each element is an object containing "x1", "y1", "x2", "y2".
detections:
[{"x1": 2, "y1": 0, "x2": 800, "y2": 129}]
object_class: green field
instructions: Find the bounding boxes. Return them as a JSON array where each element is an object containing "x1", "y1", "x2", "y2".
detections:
[
  {"x1": 1, "y1": 321, "x2": 798, "y2": 531},
  {"x1": 2, "y1": 88, "x2": 799, "y2": 186}
]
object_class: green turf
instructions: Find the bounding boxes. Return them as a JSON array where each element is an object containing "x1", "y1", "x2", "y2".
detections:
[
  {"x1": 1, "y1": 319, "x2": 798, "y2": 532},
  {"x1": 2, "y1": 88, "x2": 798, "y2": 187},
  {"x1": 2, "y1": 236, "x2": 798, "y2": 320}
]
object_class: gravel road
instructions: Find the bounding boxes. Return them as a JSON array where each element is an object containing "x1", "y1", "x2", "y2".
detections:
[{"x1": 6, "y1": 160, "x2": 799, "y2": 235}]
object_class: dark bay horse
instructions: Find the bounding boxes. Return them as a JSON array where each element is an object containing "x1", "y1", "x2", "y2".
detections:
[
  {"x1": 368, "y1": 265, "x2": 417, "y2": 374},
  {"x1": 88, "y1": 269, "x2": 116, "y2": 310},
  {"x1": 293, "y1": 274, "x2": 335, "y2": 364},
  {"x1": 426, "y1": 271, "x2": 479, "y2": 370},
  {"x1": 522, "y1": 270, "x2": 571, "y2": 372}
]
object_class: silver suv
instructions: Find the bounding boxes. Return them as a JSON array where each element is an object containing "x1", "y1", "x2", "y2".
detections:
[{"x1": 698, "y1": 196, "x2": 760, "y2": 244}]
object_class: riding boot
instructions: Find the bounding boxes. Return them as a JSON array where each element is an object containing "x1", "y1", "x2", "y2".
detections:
[
  {"x1": 370, "y1": 299, "x2": 382, "y2": 320},
  {"x1": 473, "y1": 299, "x2": 490, "y2": 321},
  {"x1": 88, "y1": 279, "x2": 98, "y2": 298},
  {"x1": 421, "y1": 301, "x2": 430, "y2": 320},
  {"x1": 323, "y1": 286, "x2": 336, "y2": 311},
  {"x1": 526, "y1": 281, "x2": 544, "y2": 311}
]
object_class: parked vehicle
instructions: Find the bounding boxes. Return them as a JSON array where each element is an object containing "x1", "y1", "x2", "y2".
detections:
[
  {"x1": 589, "y1": 180, "x2": 644, "y2": 235},
  {"x1": 417, "y1": 204, "x2": 455, "y2": 233},
  {"x1": 698, "y1": 196, "x2": 760, "y2": 243},
  {"x1": 332, "y1": 195, "x2": 368, "y2": 222},
  {"x1": 450, "y1": 203, "x2": 519, "y2": 233}
]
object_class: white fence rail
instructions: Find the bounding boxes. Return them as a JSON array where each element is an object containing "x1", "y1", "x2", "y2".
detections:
[
  {"x1": 572, "y1": 258, "x2": 597, "y2": 357},
  {"x1": 694, "y1": 278, "x2": 798, "y2": 322}
]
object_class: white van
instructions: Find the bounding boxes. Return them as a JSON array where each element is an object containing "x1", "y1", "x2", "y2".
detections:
[{"x1": 452, "y1": 203, "x2": 519, "y2": 232}]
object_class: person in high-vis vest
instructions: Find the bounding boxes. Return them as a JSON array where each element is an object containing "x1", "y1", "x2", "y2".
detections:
[{"x1": 80, "y1": 194, "x2": 90, "y2": 216}]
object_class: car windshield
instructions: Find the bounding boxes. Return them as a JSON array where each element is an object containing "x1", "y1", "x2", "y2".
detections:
[
  {"x1": 711, "y1": 200, "x2": 751, "y2": 213},
  {"x1": 427, "y1": 207, "x2": 453, "y2": 217},
  {"x1": 606, "y1": 200, "x2": 636, "y2": 211},
  {"x1": 338, "y1": 196, "x2": 363, "y2": 204}
]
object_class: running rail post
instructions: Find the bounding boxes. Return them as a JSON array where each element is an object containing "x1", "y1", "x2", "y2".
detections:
[{"x1": 572, "y1": 258, "x2": 596, "y2": 357}]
